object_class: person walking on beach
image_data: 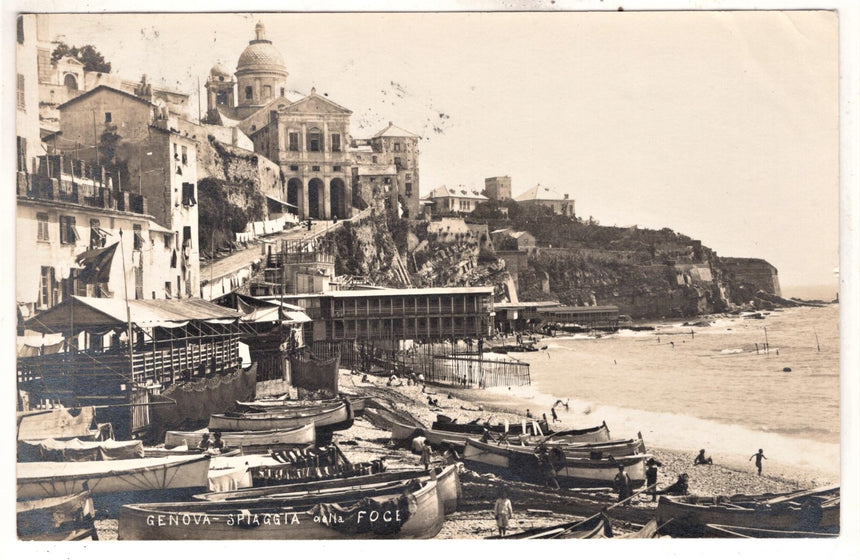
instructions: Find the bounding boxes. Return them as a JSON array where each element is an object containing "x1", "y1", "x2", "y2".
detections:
[
  {"x1": 421, "y1": 443, "x2": 433, "y2": 471},
  {"x1": 536, "y1": 445, "x2": 560, "y2": 490},
  {"x1": 614, "y1": 464, "x2": 632, "y2": 502},
  {"x1": 493, "y1": 486, "x2": 513, "y2": 536},
  {"x1": 750, "y1": 448, "x2": 767, "y2": 475},
  {"x1": 526, "y1": 409, "x2": 533, "y2": 419},
  {"x1": 645, "y1": 458, "x2": 662, "y2": 502},
  {"x1": 693, "y1": 449, "x2": 713, "y2": 465},
  {"x1": 551, "y1": 407, "x2": 560, "y2": 423}
]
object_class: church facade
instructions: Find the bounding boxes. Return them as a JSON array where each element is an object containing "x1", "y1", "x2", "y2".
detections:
[{"x1": 205, "y1": 22, "x2": 419, "y2": 220}]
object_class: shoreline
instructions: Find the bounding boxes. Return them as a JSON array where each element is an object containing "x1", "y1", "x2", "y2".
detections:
[{"x1": 341, "y1": 369, "x2": 838, "y2": 491}]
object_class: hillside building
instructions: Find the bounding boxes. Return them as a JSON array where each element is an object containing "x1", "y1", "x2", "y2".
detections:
[
  {"x1": 422, "y1": 185, "x2": 487, "y2": 216},
  {"x1": 204, "y1": 22, "x2": 420, "y2": 221},
  {"x1": 484, "y1": 176, "x2": 511, "y2": 201},
  {"x1": 515, "y1": 184, "x2": 575, "y2": 218},
  {"x1": 48, "y1": 85, "x2": 201, "y2": 299}
]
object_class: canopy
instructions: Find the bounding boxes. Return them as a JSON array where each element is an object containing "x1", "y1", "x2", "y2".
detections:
[
  {"x1": 266, "y1": 194, "x2": 297, "y2": 209},
  {"x1": 236, "y1": 294, "x2": 311, "y2": 324},
  {"x1": 24, "y1": 296, "x2": 242, "y2": 334}
]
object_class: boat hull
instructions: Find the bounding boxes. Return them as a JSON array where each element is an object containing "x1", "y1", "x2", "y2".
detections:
[
  {"x1": 118, "y1": 479, "x2": 444, "y2": 540},
  {"x1": 194, "y1": 464, "x2": 461, "y2": 515},
  {"x1": 656, "y1": 494, "x2": 840, "y2": 537},
  {"x1": 164, "y1": 423, "x2": 315, "y2": 449},
  {"x1": 462, "y1": 438, "x2": 647, "y2": 488},
  {"x1": 17, "y1": 490, "x2": 97, "y2": 541},
  {"x1": 209, "y1": 402, "x2": 352, "y2": 433},
  {"x1": 17, "y1": 455, "x2": 211, "y2": 499},
  {"x1": 703, "y1": 523, "x2": 838, "y2": 538}
]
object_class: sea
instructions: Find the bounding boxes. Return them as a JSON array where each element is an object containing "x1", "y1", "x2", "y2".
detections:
[{"x1": 473, "y1": 305, "x2": 841, "y2": 477}]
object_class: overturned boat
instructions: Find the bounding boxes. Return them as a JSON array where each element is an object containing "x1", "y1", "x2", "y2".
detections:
[
  {"x1": 209, "y1": 400, "x2": 353, "y2": 434},
  {"x1": 164, "y1": 423, "x2": 315, "y2": 450},
  {"x1": 17, "y1": 490, "x2": 97, "y2": 541},
  {"x1": 17, "y1": 455, "x2": 211, "y2": 499}
]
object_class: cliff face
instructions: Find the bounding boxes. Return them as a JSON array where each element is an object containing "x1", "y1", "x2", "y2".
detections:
[{"x1": 316, "y1": 209, "x2": 411, "y2": 287}]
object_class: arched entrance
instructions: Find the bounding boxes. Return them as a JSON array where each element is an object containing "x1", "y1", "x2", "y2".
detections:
[
  {"x1": 330, "y1": 178, "x2": 348, "y2": 219},
  {"x1": 63, "y1": 74, "x2": 79, "y2": 90},
  {"x1": 287, "y1": 178, "x2": 302, "y2": 215},
  {"x1": 307, "y1": 178, "x2": 324, "y2": 219}
]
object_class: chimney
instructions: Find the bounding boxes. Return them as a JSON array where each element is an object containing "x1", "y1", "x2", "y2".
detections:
[{"x1": 564, "y1": 194, "x2": 569, "y2": 199}]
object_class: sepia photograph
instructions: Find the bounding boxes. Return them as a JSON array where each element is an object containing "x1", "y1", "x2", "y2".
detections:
[{"x1": 5, "y1": 0, "x2": 858, "y2": 553}]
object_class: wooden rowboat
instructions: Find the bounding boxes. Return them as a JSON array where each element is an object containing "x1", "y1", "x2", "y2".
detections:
[
  {"x1": 118, "y1": 477, "x2": 445, "y2": 540},
  {"x1": 17, "y1": 490, "x2": 97, "y2": 541},
  {"x1": 17, "y1": 455, "x2": 211, "y2": 499},
  {"x1": 209, "y1": 401, "x2": 353, "y2": 433},
  {"x1": 194, "y1": 464, "x2": 461, "y2": 514},
  {"x1": 462, "y1": 437, "x2": 648, "y2": 488},
  {"x1": 488, "y1": 512, "x2": 612, "y2": 539},
  {"x1": 656, "y1": 485, "x2": 840, "y2": 537},
  {"x1": 703, "y1": 523, "x2": 838, "y2": 538},
  {"x1": 164, "y1": 423, "x2": 315, "y2": 450}
]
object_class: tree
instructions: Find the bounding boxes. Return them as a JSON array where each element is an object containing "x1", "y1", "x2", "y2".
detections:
[{"x1": 51, "y1": 42, "x2": 112, "y2": 73}]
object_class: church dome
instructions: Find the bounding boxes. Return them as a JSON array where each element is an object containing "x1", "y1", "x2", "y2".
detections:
[{"x1": 236, "y1": 22, "x2": 286, "y2": 73}]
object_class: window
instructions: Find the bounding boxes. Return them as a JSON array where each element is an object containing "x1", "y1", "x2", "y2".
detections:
[
  {"x1": 105, "y1": 112, "x2": 112, "y2": 123},
  {"x1": 333, "y1": 165, "x2": 341, "y2": 172},
  {"x1": 37, "y1": 213, "x2": 49, "y2": 241},
  {"x1": 164, "y1": 282, "x2": 172, "y2": 299},
  {"x1": 183, "y1": 226, "x2": 192, "y2": 249},
  {"x1": 331, "y1": 133, "x2": 341, "y2": 152},
  {"x1": 263, "y1": 85, "x2": 272, "y2": 99},
  {"x1": 134, "y1": 267, "x2": 143, "y2": 300},
  {"x1": 372, "y1": 156, "x2": 378, "y2": 164},
  {"x1": 59, "y1": 216, "x2": 79, "y2": 245},
  {"x1": 394, "y1": 142, "x2": 401, "y2": 152},
  {"x1": 17, "y1": 74, "x2": 25, "y2": 109},
  {"x1": 289, "y1": 132, "x2": 299, "y2": 151},
  {"x1": 182, "y1": 182, "x2": 196, "y2": 206},
  {"x1": 394, "y1": 157, "x2": 402, "y2": 169},
  {"x1": 280, "y1": 87, "x2": 285, "y2": 97},
  {"x1": 164, "y1": 233, "x2": 172, "y2": 249},
  {"x1": 312, "y1": 165, "x2": 320, "y2": 172},
  {"x1": 17, "y1": 15, "x2": 23, "y2": 43},
  {"x1": 39, "y1": 266, "x2": 57, "y2": 309},
  {"x1": 308, "y1": 130, "x2": 321, "y2": 152},
  {"x1": 90, "y1": 218, "x2": 106, "y2": 249},
  {"x1": 133, "y1": 224, "x2": 144, "y2": 250},
  {"x1": 405, "y1": 183, "x2": 413, "y2": 197},
  {"x1": 216, "y1": 90, "x2": 228, "y2": 105},
  {"x1": 181, "y1": 145, "x2": 188, "y2": 165},
  {"x1": 245, "y1": 85, "x2": 253, "y2": 100},
  {"x1": 17, "y1": 136, "x2": 27, "y2": 172},
  {"x1": 290, "y1": 165, "x2": 299, "y2": 171}
]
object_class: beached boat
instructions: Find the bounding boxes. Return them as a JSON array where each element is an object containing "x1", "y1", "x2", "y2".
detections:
[
  {"x1": 539, "y1": 421, "x2": 611, "y2": 444},
  {"x1": 656, "y1": 485, "x2": 840, "y2": 537},
  {"x1": 702, "y1": 523, "x2": 837, "y2": 538},
  {"x1": 17, "y1": 455, "x2": 211, "y2": 499},
  {"x1": 163, "y1": 423, "x2": 315, "y2": 450},
  {"x1": 235, "y1": 397, "x2": 343, "y2": 412},
  {"x1": 430, "y1": 419, "x2": 551, "y2": 437},
  {"x1": 524, "y1": 435, "x2": 645, "y2": 458},
  {"x1": 118, "y1": 477, "x2": 445, "y2": 539},
  {"x1": 18, "y1": 437, "x2": 144, "y2": 462},
  {"x1": 17, "y1": 490, "x2": 97, "y2": 541},
  {"x1": 488, "y1": 512, "x2": 612, "y2": 539},
  {"x1": 462, "y1": 438, "x2": 648, "y2": 488},
  {"x1": 194, "y1": 464, "x2": 461, "y2": 514},
  {"x1": 209, "y1": 400, "x2": 353, "y2": 433}
]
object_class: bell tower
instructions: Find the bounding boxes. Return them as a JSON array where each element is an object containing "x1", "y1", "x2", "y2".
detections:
[{"x1": 205, "y1": 63, "x2": 235, "y2": 124}]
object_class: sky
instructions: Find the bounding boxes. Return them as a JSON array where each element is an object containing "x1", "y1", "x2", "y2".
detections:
[{"x1": 37, "y1": 10, "x2": 840, "y2": 295}]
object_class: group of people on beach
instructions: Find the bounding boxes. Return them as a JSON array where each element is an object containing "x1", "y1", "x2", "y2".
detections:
[{"x1": 693, "y1": 447, "x2": 768, "y2": 475}]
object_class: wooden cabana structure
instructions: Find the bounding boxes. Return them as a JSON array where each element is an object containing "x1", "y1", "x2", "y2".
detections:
[{"x1": 18, "y1": 296, "x2": 243, "y2": 438}]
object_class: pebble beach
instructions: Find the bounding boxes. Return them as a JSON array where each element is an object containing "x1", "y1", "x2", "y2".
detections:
[{"x1": 90, "y1": 367, "x2": 838, "y2": 541}]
